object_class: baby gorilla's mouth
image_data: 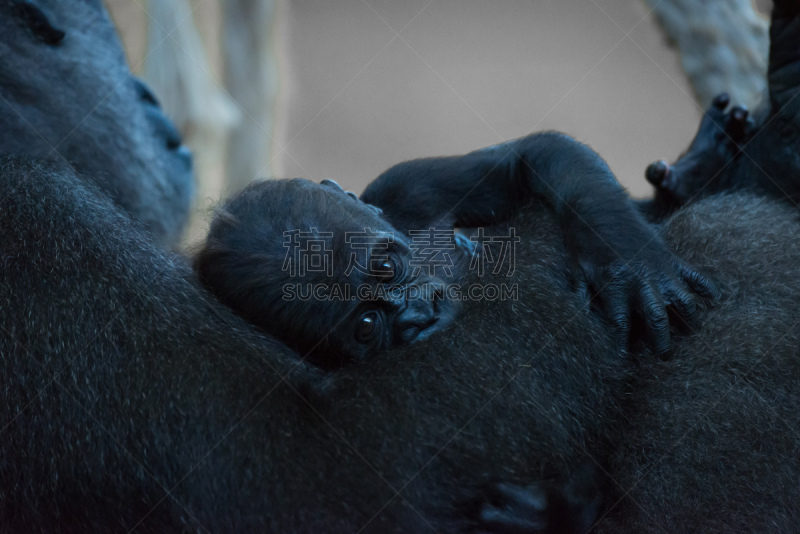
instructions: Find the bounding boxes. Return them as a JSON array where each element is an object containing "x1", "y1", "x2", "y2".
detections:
[
  {"x1": 393, "y1": 283, "x2": 458, "y2": 345},
  {"x1": 399, "y1": 316, "x2": 439, "y2": 344}
]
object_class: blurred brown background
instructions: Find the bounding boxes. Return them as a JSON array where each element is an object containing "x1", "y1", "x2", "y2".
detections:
[{"x1": 104, "y1": 0, "x2": 772, "y2": 242}]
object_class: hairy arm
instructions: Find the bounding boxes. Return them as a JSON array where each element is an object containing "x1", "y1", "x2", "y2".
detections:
[{"x1": 362, "y1": 132, "x2": 718, "y2": 355}]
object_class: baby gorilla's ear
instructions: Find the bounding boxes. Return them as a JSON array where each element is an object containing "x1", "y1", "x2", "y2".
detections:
[
  {"x1": 9, "y1": 0, "x2": 66, "y2": 45},
  {"x1": 320, "y1": 179, "x2": 384, "y2": 216}
]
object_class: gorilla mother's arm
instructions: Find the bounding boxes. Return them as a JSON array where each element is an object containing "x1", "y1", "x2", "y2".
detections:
[{"x1": 361, "y1": 132, "x2": 719, "y2": 355}]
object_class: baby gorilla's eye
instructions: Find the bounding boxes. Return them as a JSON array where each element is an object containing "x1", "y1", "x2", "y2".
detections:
[
  {"x1": 355, "y1": 311, "x2": 381, "y2": 343},
  {"x1": 374, "y1": 257, "x2": 397, "y2": 283}
]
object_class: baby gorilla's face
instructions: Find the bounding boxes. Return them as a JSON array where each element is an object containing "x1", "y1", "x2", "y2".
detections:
[
  {"x1": 196, "y1": 178, "x2": 467, "y2": 368},
  {"x1": 295, "y1": 179, "x2": 464, "y2": 365}
]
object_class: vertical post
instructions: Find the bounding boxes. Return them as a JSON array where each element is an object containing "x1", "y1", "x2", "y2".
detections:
[
  {"x1": 644, "y1": 0, "x2": 769, "y2": 110},
  {"x1": 222, "y1": 0, "x2": 279, "y2": 192}
]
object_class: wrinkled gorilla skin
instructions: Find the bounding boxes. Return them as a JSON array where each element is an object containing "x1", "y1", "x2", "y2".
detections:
[
  {"x1": 0, "y1": 157, "x2": 625, "y2": 532},
  {"x1": 0, "y1": 0, "x2": 193, "y2": 245},
  {"x1": 3, "y1": 157, "x2": 800, "y2": 532}
]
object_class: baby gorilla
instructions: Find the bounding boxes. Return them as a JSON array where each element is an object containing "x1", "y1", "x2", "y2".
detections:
[
  {"x1": 197, "y1": 132, "x2": 718, "y2": 370},
  {"x1": 194, "y1": 178, "x2": 465, "y2": 367}
]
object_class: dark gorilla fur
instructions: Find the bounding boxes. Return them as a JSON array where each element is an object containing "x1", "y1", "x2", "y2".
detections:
[
  {"x1": 2, "y1": 155, "x2": 800, "y2": 531},
  {"x1": 595, "y1": 194, "x2": 800, "y2": 532},
  {"x1": 0, "y1": 0, "x2": 194, "y2": 245},
  {"x1": 2, "y1": 0, "x2": 800, "y2": 531},
  {"x1": 0, "y1": 156, "x2": 623, "y2": 532}
]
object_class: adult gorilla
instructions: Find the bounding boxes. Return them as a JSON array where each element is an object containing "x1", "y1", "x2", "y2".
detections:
[
  {"x1": 0, "y1": 0, "x2": 193, "y2": 246},
  {"x1": 1, "y1": 162, "x2": 800, "y2": 532}
]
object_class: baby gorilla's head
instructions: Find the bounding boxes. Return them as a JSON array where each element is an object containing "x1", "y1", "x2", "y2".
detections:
[{"x1": 194, "y1": 178, "x2": 465, "y2": 368}]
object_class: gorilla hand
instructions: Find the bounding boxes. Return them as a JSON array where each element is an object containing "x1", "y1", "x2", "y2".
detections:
[{"x1": 568, "y1": 211, "x2": 720, "y2": 356}]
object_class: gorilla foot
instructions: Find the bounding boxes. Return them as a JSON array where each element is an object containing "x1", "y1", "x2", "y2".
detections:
[{"x1": 644, "y1": 92, "x2": 757, "y2": 207}]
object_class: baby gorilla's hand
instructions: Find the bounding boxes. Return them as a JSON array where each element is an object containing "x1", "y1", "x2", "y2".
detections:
[{"x1": 574, "y1": 218, "x2": 720, "y2": 357}]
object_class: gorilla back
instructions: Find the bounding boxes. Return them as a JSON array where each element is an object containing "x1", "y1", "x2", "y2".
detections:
[
  {"x1": 1, "y1": 158, "x2": 800, "y2": 532},
  {"x1": 596, "y1": 193, "x2": 800, "y2": 532},
  {"x1": 0, "y1": 157, "x2": 624, "y2": 532}
]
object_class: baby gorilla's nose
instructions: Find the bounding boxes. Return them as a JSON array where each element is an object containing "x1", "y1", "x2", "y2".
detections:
[{"x1": 394, "y1": 296, "x2": 439, "y2": 344}]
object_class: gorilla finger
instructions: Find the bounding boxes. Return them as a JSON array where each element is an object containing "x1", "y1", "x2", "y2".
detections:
[
  {"x1": 645, "y1": 160, "x2": 671, "y2": 188},
  {"x1": 637, "y1": 281, "x2": 671, "y2": 356},
  {"x1": 730, "y1": 105, "x2": 749, "y2": 123},
  {"x1": 728, "y1": 106, "x2": 750, "y2": 140},
  {"x1": 602, "y1": 282, "x2": 631, "y2": 352},
  {"x1": 573, "y1": 277, "x2": 591, "y2": 307},
  {"x1": 704, "y1": 96, "x2": 728, "y2": 124},
  {"x1": 712, "y1": 92, "x2": 730, "y2": 110},
  {"x1": 678, "y1": 264, "x2": 721, "y2": 300},
  {"x1": 664, "y1": 284, "x2": 697, "y2": 323}
]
